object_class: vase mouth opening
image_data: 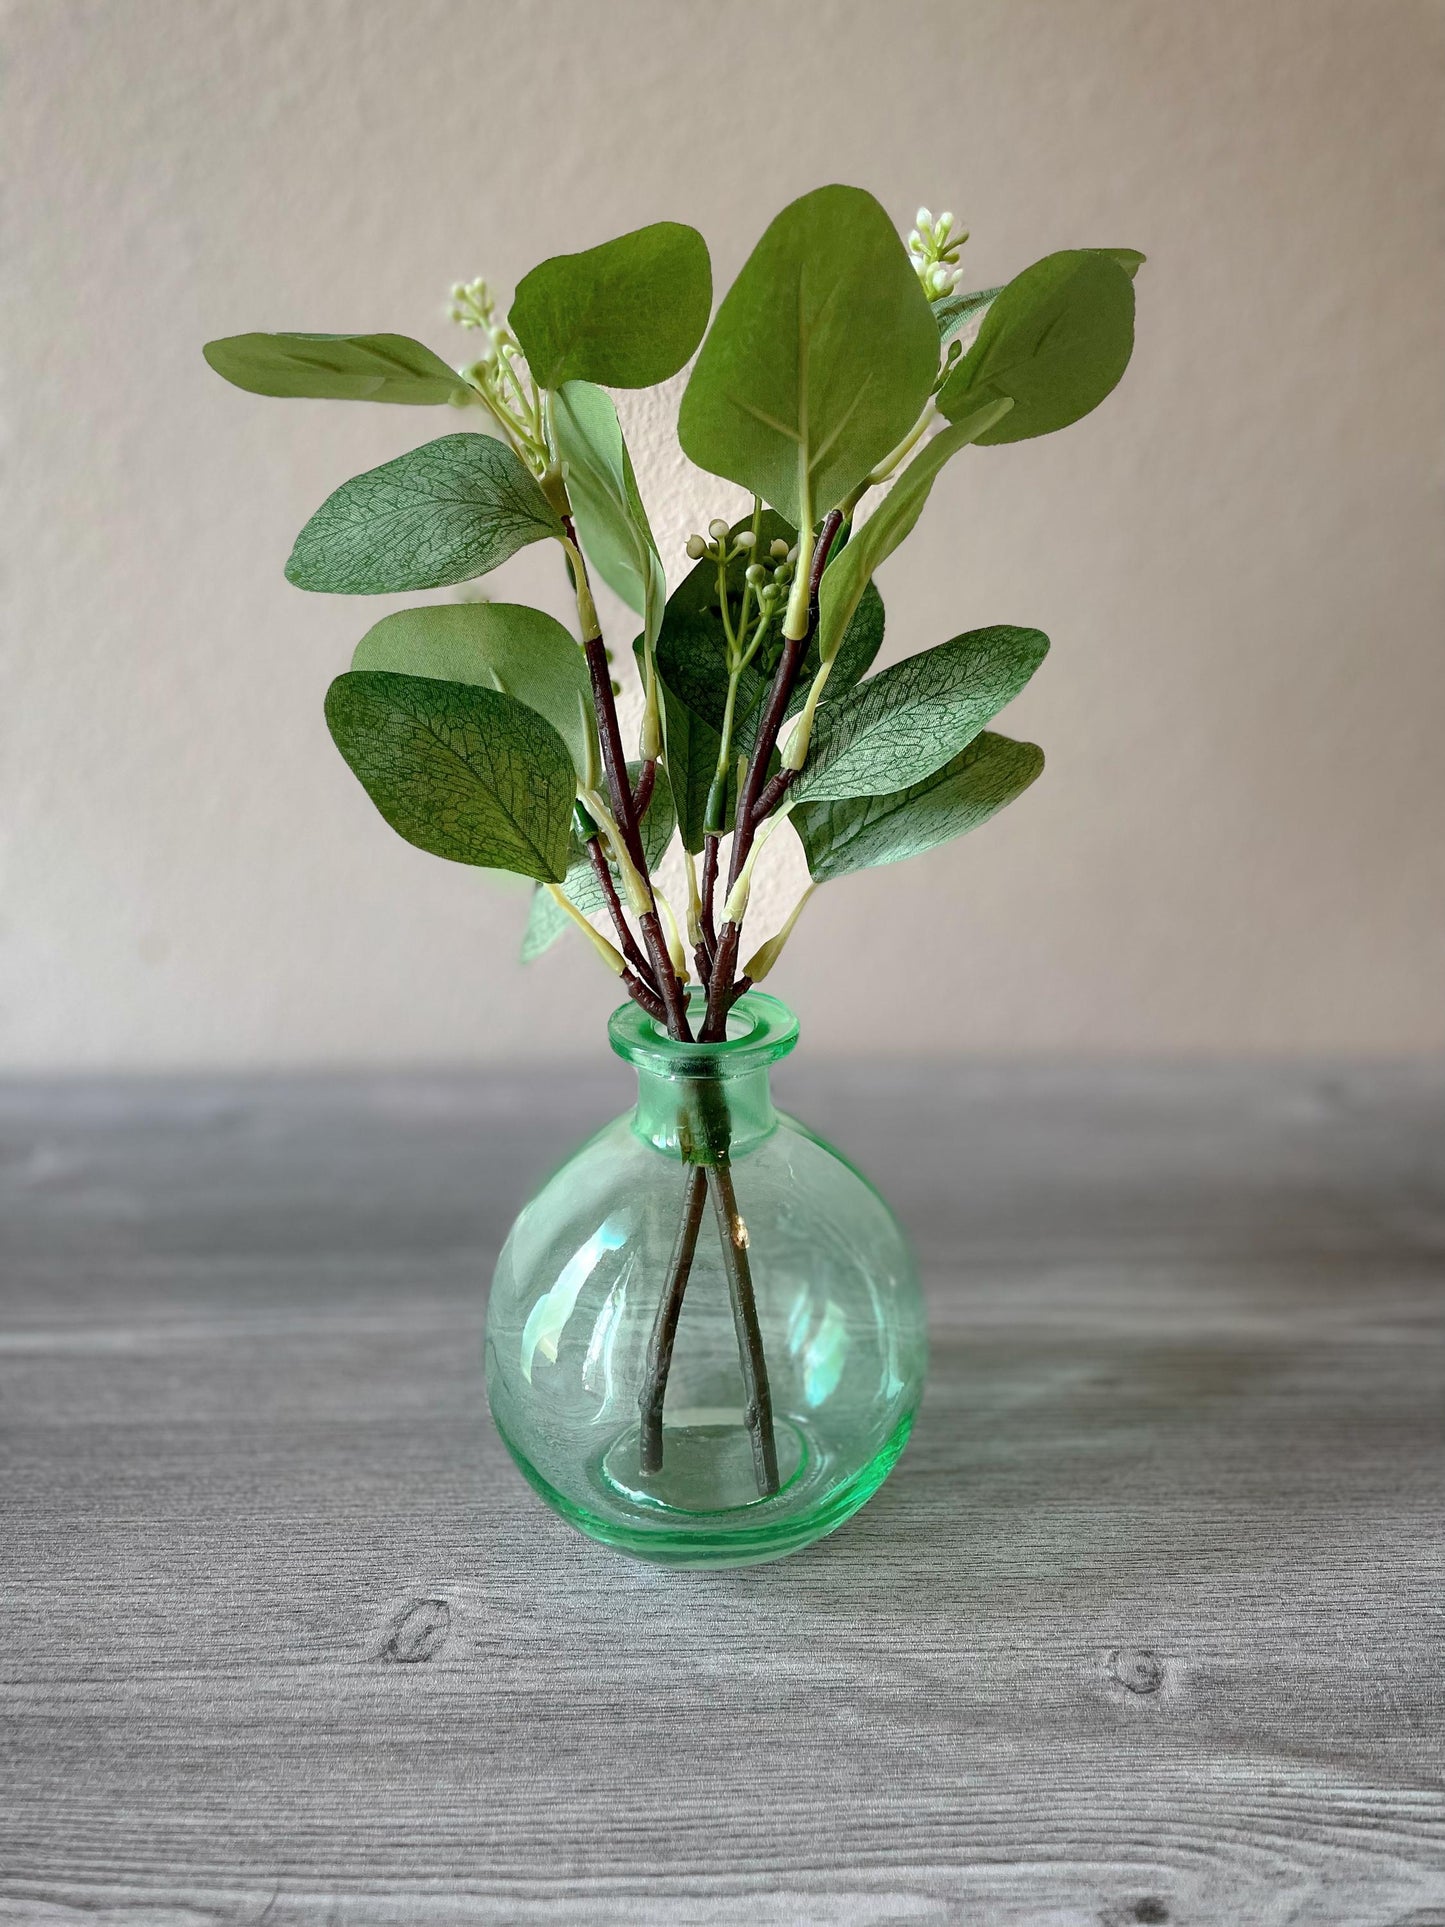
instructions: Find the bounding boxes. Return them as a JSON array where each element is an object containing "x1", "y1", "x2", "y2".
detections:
[{"x1": 609, "y1": 989, "x2": 799, "y2": 1078}]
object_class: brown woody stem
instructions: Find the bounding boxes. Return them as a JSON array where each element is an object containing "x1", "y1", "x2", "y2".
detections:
[{"x1": 638, "y1": 1164, "x2": 708, "y2": 1473}]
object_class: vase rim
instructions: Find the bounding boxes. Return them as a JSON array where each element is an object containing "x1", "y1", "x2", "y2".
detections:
[{"x1": 609, "y1": 989, "x2": 800, "y2": 1077}]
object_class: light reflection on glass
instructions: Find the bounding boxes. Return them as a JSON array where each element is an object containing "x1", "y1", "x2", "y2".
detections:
[{"x1": 520, "y1": 1218, "x2": 627, "y2": 1383}]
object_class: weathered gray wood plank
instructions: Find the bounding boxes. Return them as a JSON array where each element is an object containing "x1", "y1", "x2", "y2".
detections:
[{"x1": 2, "y1": 1063, "x2": 1443, "y2": 1925}]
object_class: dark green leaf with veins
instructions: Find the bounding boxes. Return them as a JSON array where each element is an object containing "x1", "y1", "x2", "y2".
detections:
[
  {"x1": 287, "y1": 434, "x2": 563, "y2": 595},
  {"x1": 325, "y1": 671, "x2": 574, "y2": 881},
  {"x1": 937, "y1": 249, "x2": 1136, "y2": 443},
  {"x1": 656, "y1": 684, "x2": 737, "y2": 857},
  {"x1": 794, "y1": 730, "x2": 1044, "y2": 881},
  {"x1": 510, "y1": 223, "x2": 712, "y2": 390},
  {"x1": 350, "y1": 602, "x2": 593, "y2": 774},
  {"x1": 791, "y1": 625, "x2": 1049, "y2": 803},
  {"x1": 678, "y1": 184, "x2": 938, "y2": 527},
  {"x1": 931, "y1": 286, "x2": 1001, "y2": 345},
  {"x1": 653, "y1": 511, "x2": 882, "y2": 758},
  {"x1": 203, "y1": 332, "x2": 469, "y2": 405}
]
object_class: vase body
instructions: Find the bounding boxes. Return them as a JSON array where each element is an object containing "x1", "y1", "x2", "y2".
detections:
[{"x1": 485, "y1": 992, "x2": 926, "y2": 1567}]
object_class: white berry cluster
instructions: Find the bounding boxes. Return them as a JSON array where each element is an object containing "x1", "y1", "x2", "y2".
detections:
[{"x1": 907, "y1": 207, "x2": 968, "y2": 299}]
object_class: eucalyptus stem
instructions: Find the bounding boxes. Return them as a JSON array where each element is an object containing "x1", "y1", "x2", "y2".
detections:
[
  {"x1": 638, "y1": 1164, "x2": 708, "y2": 1474},
  {"x1": 707, "y1": 1161, "x2": 780, "y2": 1496}
]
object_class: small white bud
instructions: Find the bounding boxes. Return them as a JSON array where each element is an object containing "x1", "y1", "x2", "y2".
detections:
[
  {"x1": 733, "y1": 529, "x2": 755, "y2": 550},
  {"x1": 685, "y1": 534, "x2": 707, "y2": 560},
  {"x1": 916, "y1": 207, "x2": 934, "y2": 234},
  {"x1": 937, "y1": 212, "x2": 955, "y2": 239},
  {"x1": 708, "y1": 518, "x2": 731, "y2": 543},
  {"x1": 907, "y1": 229, "x2": 924, "y2": 255},
  {"x1": 786, "y1": 544, "x2": 799, "y2": 564},
  {"x1": 770, "y1": 538, "x2": 790, "y2": 560},
  {"x1": 745, "y1": 562, "x2": 766, "y2": 586}
]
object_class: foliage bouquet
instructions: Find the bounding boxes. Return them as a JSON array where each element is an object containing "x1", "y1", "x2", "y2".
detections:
[{"x1": 206, "y1": 186, "x2": 1140, "y2": 1564}]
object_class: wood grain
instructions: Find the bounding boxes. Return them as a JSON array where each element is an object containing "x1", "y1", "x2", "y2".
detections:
[{"x1": 2, "y1": 1062, "x2": 1443, "y2": 1925}]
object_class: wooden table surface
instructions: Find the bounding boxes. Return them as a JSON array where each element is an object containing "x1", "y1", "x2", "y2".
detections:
[{"x1": 2, "y1": 1061, "x2": 1443, "y2": 1926}]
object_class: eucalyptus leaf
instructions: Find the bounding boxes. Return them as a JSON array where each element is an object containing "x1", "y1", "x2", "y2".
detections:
[
  {"x1": 657, "y1": 683, "x2": 737, "y2": 856},
  {"x1": 678, "y1": 184, "x2": 938, "y2": 527},
  {"x1": 815, "y1": 397, "x2": 1013, "y2": 665},
  {"x1": 1098, "y1": 247, "x2": 1146, "y2": 279},
  {"x1": 521, "y1": 761, "x2": 675, "y2": 959},
  {"x1": 350, "y1": 602, "x2": 593, "y2": 773},
  {"x1": 203, "y1": 332, "x2": 469, "y2": 405},
  {"x1": 791, "y1": 625, "x2": 1048, "y2": 803},
  {"x1": 931, "y1": 286, "x2": 1000, "y2": 345},
  {"x1": 653, "y1": 510, "x2": 883, "y2": 758},
  {"x1": 551, "y1": 382, "x2": 665, "y2": 644},
  {"x1": 794, "y1": 730, "x2": 1043, "y2": 881},
  {"x1": 937, "y1": 250, "x2": 1136, "y2": 443},
  {"x1": 287, "y1": 434, "x2": 563, "y2": 594},
  {"x1": 325, "y1": 671, "x2": 573, "y2": 880},
  {"x1": 510, "y1": 222, "x2": 711, "y2": 390}
]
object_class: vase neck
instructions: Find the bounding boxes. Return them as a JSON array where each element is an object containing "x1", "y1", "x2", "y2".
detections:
[{"x1": 608, "y1": 990, "x2": 800, "y2": 1163}]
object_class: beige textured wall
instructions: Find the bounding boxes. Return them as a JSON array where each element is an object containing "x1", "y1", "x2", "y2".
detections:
[{"x1": 3, "y1": 0, "x2": 1442, "y2": 1067}]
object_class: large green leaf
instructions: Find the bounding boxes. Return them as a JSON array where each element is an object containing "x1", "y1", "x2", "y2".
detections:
[
  {"x1": 509, "y1": 222, "x2": 711, "y2": 390},
  {"x1": 287, "y1": 434, "x2": 563, "y2": 594},
  {"x1": 521, "y1": 762, "x2": 676, "y2": 959},
  {"x1": 937, "y1": 250, "x2": 1135, "y2": 443},
  {"x1": 791, "y1": 625, "x2": 1048, "y2": 803},
  {"x1": 551, "y1": 382, "x2": 665, "y2": 643},
  {"x1": 815, "y1": 397, "x2": 1011, "y2": 666},
  {"x1": 350, "y1": 602, "x2": 593, "y2": 773},
  {"x1": 203, "y1": 332, "x2": 469, "y2": 405},
  {"x1": 794, "y1": 730, "x2": 1043, "y2": 881},
  {"x1": 325, "y1": 671, "x2": 573, "y2": 881},
  {"x1": 678, "y1": 185, "x2": 938, "y2": 527},
  {"x1": 815, "y1": 397, "x2": 1011, "y2": 667}
]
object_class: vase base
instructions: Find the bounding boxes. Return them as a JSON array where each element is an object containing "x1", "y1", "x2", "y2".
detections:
[
  {"x1": 495, "y1": 1407, "x2": 915, "y2": 1569},
  {"x1": 600, "y1": 1408, "x2": 807, "y2": 1514}
]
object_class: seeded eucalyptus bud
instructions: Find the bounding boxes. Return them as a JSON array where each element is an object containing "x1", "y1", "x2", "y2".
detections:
[
  {"x1": 733, "y1": 530, "x2": 755, "y2": 551},
  {"x1": 708, "y1": 518, "x2": 731, "y2": 543},
  {"x1": 745, "y1": 562, "x2": 766, "y2": 586},
  {"x1": 786, "y1": 544, "x2": 799, "y2": 564},
  {"x1": 770, "y1": 539, "x2": 789, "y2": 561},
  {"x1": 916, "y1": 207, "x2": 934, "y2": 234},
  {"x1": 685, "y1": 534, "x2": 707, "y2": 560}
]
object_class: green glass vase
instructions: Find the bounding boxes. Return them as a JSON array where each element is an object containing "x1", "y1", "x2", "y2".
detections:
[{"x1": 485, "y1": 990, "x2": 926, "y2": 1567}]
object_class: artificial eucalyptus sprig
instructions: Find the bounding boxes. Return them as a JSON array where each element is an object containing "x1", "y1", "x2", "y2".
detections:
[{"x1": 206, "y1": 183, "x2": 1142, "y2": 1495}]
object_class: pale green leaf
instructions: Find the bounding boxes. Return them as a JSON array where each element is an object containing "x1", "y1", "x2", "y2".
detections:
[
  {"x1": 287, "y1": 434, "x2": 562, "y2": 594},
  {"x1": 791, "y1": 625, "x2": 1048, "y2": 803},
  {"x1": 203, "y1": 331, "x2": 469, "y2": 405},
  {"x1": 350, "y1": 601, "x2": 593, "y2": 773},
  {"x1": 678, "y1": 184, "x2": 938, "y2": 527},
  {"x1": 794, "y1": 730, "x2": 1043, "y2": 881},
  {"x1": 510, "y1": 222, "x2": 712, "y2": 390},
  {"x1": 937, "y1": 250, "x2": 1135, "y2": 443},
  {"x1": 815, "y1": 397, "x2": 1013, "y2": 667},
  {"x1": 551, "y1": 382, "x2": 666, "y2": 644},
  {"x1": 325, "y1": 671, "x2": 573, "y2": 881}
]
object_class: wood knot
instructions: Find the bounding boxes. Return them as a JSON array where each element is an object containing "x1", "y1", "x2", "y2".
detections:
[
  {"x1": 378, "y1": 1597, "x2": 451, "y2": 1664},
  {"x1": 1108, "y1": 1646, "x2": 1164, "y2": 1695}
]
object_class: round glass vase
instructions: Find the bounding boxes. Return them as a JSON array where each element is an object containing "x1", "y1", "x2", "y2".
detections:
[{"x1": 485, "y1": 990, "x2": 926, "y2": 1568}]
